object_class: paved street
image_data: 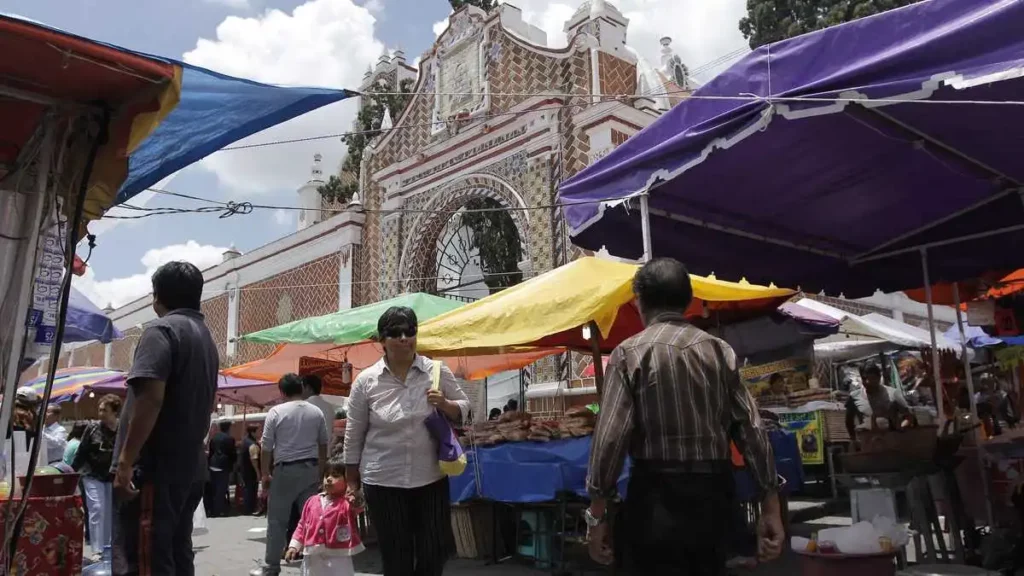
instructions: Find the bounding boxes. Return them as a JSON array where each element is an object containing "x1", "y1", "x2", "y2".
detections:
[{"x1": 192, "y1": 514, "x2": 815, "y2": 576}]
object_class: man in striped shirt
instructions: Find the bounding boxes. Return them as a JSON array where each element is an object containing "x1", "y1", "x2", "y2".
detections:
[{"x1": 585, "y1": 258, "x2": 784, "y2": 574}]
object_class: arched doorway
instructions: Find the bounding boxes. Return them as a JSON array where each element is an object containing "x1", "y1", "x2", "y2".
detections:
[{"x1": 399, "y1": 176, "x2": 529, "y2": 300}]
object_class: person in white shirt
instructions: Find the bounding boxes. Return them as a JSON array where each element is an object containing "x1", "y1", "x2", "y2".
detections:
[
  {"x1": 344, "y1": 306, "x2": 470, "y2": 576},
  {"x1": 251, "y1": 374, "x2": 329, "y2": 576},
  {"x1": 42, "y1": 404, "x2": 68, "y2": 465},
  {"x1": 302, "y1": 375, "x2": 336, "y2": 448}
]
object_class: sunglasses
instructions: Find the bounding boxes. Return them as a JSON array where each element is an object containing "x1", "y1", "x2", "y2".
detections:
[{"x1": 383, "y1": 326, "x2": 417, "y2": 339}]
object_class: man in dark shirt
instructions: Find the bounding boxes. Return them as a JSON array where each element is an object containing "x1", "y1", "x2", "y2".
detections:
[
  {"x1": 240, "y1": 424, "x2": 261, "y2": 515},
  {"x1": 586, "y1": 258, "x2": 784, "y2": 574},
  {"x1": 206, "y1": 421, "x2": 237, "y2": 517},
  {"x1": 111, "y1": 261, "x2": 220, "y2": 576}
]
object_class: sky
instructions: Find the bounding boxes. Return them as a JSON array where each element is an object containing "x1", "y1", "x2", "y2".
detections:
[{"x1": 8, "y1": 0, "x2": 751, "y2": 309}]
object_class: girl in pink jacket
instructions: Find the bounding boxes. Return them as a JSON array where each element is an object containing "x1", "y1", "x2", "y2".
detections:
[{"x1": 285, "y1": 458, "x2": 365, "y2": 575}]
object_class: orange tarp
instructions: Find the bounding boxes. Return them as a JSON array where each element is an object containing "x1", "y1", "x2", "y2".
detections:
[{"x1": 222, "y1": 340, "x2": 562, "y2": 384}]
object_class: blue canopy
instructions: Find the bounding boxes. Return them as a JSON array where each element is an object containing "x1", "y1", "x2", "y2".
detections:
[
  {"x1": 117, "y1": 63, "x2": 356, "y2": 205},
  {"x1": 558, "y1": 0, "x2": 1024, "y2": 297},
  {"x1": 67, "y1": 287, "x2": 121, "y2": 344}
]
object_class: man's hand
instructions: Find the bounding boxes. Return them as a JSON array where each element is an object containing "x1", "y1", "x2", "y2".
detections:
[
  {"x1": 262, "y1": 475, "x2": 272, "y2": 491},
  {"x1": 113, "y1": 463, "x2": 138, "y2": 501},
  {"x1": 757, "y1": 493, "x2": 785, "y2": 562},
  {"x1": 587, "y1": 522, "x2": 613, "y2": 565}
]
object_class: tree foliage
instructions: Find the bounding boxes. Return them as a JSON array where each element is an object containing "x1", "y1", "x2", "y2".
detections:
[
  {"x1": 449, "y1": 0, "x2": 495, "y2": 11},
  {"x1": 320, "y1": 77, "x2": 414, "y2": 203},
  {"x1": 739, "y1": 0, "x2": 923, "y2": 49},
  {"x1": 316, "y1": 175, "x2": 349, "y2": 205},
  {"x1": 461, "y1": 197, "x2": 523, "y2": 293}
]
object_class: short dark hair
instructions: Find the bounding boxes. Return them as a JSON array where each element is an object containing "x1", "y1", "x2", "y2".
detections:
[
  {"x1": 377, "y1": 306, "x2": 418, "y2": 340},
  {"x1": 506, "y1": 399, "x2": 518, "y2": 411},
  {"x1": 862, "y1": 363, "x2": 883, "y2": 377},
  {"x1": 152, "y1": 261, "x2": 204, "y2": 311},
  {"x1": 278, "y1": 373, "x2": 305, "y2": 398},
  {"x1": 303, "y1": 374, "x2": 323, "y2": 395},
  {"x1": 632, "y1": 258, "x2": 694, "y2": 314},
  {"x1": 219, "y1": 421, "x2": 232, "y2": 433},
  {"x1": 98, "y1": 394, "x2": 122, "y2": 414},
  {"x1": 324, "y1": 457, "x2": 346, "y2": 477},
  {"x1": 246, "y1": 424, "x2": 259, "y2": 436},
  {"x1": 489, "y1": 408, "x2": 501, "y2": 419}
]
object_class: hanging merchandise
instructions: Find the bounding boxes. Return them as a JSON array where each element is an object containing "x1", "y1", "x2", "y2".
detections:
[{"x1": 25, "y1": 198, "x2": 65, "y2": 363}]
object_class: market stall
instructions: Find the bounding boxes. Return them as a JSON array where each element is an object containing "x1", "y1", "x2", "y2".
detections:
[
  {"x1": 0, "y1": 12, "x2": 359, "y2": 570},
  {"x1": 411, "y1": 256, "x2": 801, "y2": 566}
]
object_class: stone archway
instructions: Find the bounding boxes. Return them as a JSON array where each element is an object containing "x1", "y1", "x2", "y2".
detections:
[{"x1": 398, "y1": 174, "x2": 530, "y2": 297}]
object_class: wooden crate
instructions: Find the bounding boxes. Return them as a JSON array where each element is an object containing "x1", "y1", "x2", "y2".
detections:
[
  {"x1": 823, "y1": 409, "x2": 851, "y2": 443},
  {"x1": 451, "y1": 503, "x2": 495, "y2": 559}
]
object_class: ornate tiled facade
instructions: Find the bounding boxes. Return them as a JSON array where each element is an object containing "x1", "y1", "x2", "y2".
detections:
[
  {"x1": 355, "y1": 4, "x2": 658, "y2": 310},
  {"x1": 235, "y1": 255, "x2": 341, "y2": 364}
]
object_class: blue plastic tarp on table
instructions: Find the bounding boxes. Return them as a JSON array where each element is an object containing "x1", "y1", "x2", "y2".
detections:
[{"x1": 450, "y1": 432, "x2": 802, "y2": 504}]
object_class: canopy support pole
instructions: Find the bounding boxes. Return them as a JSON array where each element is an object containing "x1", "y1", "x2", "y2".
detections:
[
  {"x1": 640, "y1": 193, "x2": 652, "y2": 263},
  {"x1": 952, "y1": 284, "x2": 994, "y2": 528},
  {"x1": 0, "y1": 120, "x2": 55, "y2": 446},
  {"x1": 588, "y1": 321, "x2": 605, "y2": 397},
  {"x1": 921, "y1": 248, "x2": 945, "y2": 424}
]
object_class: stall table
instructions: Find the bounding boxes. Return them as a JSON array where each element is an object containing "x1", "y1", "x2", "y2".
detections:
[
  {"x1": 449, "y1": 432, "x2": 801, "y2": 571},
  {"x1": 1, "y1": 494, "x2": 84, "y2": 576}
]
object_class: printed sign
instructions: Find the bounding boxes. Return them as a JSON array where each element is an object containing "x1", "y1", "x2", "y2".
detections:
[
  {"x1": 27, "y1": 200, "x2": 65, "y2": 358},
  {"x1": 740, "y1": 357, "x2": 811, "y2": 399},
  {"x1": 777, "y1": 411, "x2": 824, "y2": 466}
]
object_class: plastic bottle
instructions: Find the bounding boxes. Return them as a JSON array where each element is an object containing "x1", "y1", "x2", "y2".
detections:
[{"x1": 82, "y1": 546, "x2": 112, "y2": 576}]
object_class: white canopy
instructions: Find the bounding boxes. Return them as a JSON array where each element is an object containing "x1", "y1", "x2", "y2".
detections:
[{"x1": 793, "y1": 298, "x2": 963, "y2": 359}]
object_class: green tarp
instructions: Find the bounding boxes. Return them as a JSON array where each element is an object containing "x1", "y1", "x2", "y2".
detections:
[{"x1": 241, "y1": 293, "x2": 464, "y2": 345}]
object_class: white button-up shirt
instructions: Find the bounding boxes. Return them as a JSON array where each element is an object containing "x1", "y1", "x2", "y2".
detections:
[{"x1": 343, "y1": 355, "x2": 470, "y2": 489}]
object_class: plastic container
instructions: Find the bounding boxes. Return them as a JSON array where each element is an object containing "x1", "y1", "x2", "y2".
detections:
[
  {"x1": 794, "y1": 550, "x2": 897, "y2": 576},
  {"x1": 82, "y1": 546, "x2": 112, "y2": 576}
]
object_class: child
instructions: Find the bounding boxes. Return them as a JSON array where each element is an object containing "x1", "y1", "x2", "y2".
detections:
[{"x1": 284, "y1": 458, "x2": 364, "y2": 576}]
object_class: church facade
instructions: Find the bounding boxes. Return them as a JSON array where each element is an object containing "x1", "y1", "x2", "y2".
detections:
[{"x1": 49, "y1": 2, "x2": 693, "y2": 414}]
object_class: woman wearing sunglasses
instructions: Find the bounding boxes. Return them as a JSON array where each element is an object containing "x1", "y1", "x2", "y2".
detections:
[{"x1": 342, "y1": 306, "x2": 470, "y2": 576}]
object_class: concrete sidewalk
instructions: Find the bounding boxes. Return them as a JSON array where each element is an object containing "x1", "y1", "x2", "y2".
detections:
[{"x1": 193, "y1": 514, "x2": 807, "y2": 576}]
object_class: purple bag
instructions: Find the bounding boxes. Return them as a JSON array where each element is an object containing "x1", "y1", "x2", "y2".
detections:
[{"x1": 424, "y1": 361, "x2": 467, "y2": 476}]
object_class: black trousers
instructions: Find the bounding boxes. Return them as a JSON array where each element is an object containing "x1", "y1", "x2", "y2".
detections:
[
  {"x1": 618, "y1": 461, "x2": 734, "y2": 576},
  {"x1": 206, "y1": 470, "x2": 231, "y2": 517},
  {"x1": 241, "y1": 473, "x2": 259, "y2": 515},
  {"x1": 112, "y1": 480, "x2": 205, "y2": 576},
  {"x1": 363, "y1": 478, "x2": 454, "y2": 576}
]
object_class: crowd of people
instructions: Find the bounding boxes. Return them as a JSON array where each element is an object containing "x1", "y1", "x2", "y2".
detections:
[{"x1": 4, "y1": 255, "x2": 788, "y2": 575}]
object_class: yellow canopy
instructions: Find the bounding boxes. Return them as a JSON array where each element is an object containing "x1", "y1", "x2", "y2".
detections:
[{"x1": 417, "y1": 257, "x2": 794, "y2": 356}]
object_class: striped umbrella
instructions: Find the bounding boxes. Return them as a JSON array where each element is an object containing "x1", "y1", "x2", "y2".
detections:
[{"x1": 22, "y1": 367, "x2": 125, "y2": 404}]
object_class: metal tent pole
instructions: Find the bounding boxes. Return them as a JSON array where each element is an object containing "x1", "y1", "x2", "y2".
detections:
[
  {"x1": 0, "y1": 121, "x2": 55, "y2": 444},
  {"x1": 920, "y1": 248, "x2": 945, "y2": 423},
  {"x1": 952, "y1": 283, "x2": 994, "y2": 528},
  {"x1": 588, "y1": 321, "x2": 605, "y2": 397},
  {"x1": 640, "y1": 193, "x2": 652, "y2": 263}
]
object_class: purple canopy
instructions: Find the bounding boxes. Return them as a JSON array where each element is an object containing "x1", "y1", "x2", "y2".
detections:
[
  {"x1": 88, "y1": 373, "x2": 280, "y2": 407},
  {"x1": 559, "y1": 0, "x2": 1024, "y2": 298}
]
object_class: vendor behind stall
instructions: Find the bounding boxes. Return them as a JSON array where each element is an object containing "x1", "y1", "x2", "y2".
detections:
[{"x1": 845, "y1": 363, "x2": 914, "y2": 446}]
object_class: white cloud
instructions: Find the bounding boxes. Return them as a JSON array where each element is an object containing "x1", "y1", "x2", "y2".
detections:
[
  {"x1": 73, "y1": 241, "x2": 229, "y2": 309},
  {"x1": 204, "y1": 0, "x2": 251, "y2": 9},
  {"x1": 184, "y1": 0, "x2": 387, "y2": 196},
  {"x1": 433, "y1": 15, "x2": 451, "y2": 38},
  {"x1": 273, "y1": 209, "x2": 293, "y2": 227},
  {"x1": 501, "y1": 0, "x2": 750, "y2": 83}
]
